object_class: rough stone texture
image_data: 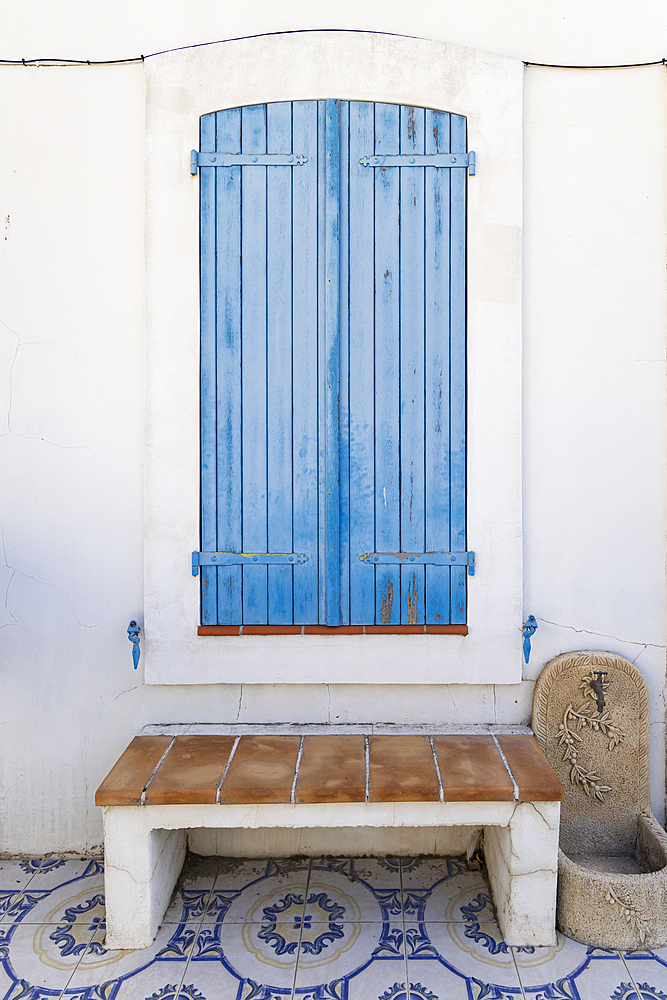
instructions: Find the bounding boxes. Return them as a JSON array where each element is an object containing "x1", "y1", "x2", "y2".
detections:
[{"x1": 533, "y1": 650, "x2": 667, "y2": 949}]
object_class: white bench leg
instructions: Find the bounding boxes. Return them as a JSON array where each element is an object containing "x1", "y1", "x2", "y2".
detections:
[
  {"x1": 484, "y1": 801, "x2": 560, "y2": 947},
  {"x1": 102, "y1": 806, "x2": 186, "y2": 950}
]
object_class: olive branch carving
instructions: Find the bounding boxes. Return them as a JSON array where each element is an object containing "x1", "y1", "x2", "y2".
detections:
[
  {"x1": 605, "y1": 888, "x2": 649, "y2": 943},
  {"x1": 557, "y1": 673, "x2": 625, "y2": 802}
]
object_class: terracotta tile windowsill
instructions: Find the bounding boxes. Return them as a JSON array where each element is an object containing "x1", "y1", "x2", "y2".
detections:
[{"x1": 197, "y1": 624, "x2": 468, "y2": 635}]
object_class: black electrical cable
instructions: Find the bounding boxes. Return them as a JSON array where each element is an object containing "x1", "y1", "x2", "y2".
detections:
[
  {"x1": 524, "y1": 58, "x2": 666, "y2": 69},
  {"x1": 0, "y1": 29, "x2": 665, "y2": 69}
]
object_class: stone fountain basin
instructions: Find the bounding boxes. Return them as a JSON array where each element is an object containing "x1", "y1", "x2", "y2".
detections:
[{"x1": 557, "y1": 811, "x2": 667, "y2": 950}]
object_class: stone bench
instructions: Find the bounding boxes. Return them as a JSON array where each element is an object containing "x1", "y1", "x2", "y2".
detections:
[{"x1": 95, "y1": 731, "x2": 563, "y2": 950}]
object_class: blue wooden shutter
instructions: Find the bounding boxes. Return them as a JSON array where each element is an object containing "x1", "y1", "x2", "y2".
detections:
[
  {"x1": 199, "y1": 101, "x2": 467, "y2": 626},
  {"x1": 343, "y1": 103, "x2": 467, "y2": 625},
  {"x1": 199, "y1": 102, "x2": 321, "y2": 625}
]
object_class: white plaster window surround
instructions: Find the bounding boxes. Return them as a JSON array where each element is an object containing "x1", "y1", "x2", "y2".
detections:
[{"x1": 144, "y1": 30, "x2": 523, "y2": 686}]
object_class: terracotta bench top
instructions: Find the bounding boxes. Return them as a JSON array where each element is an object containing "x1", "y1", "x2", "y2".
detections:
[{"x1": 95, "y1": 733, "x2": 563, "y2": 807}]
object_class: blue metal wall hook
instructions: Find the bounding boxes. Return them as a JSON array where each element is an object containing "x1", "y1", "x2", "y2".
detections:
[
  {"x1": 522, "y1": 615, "x2": 538, "y2": 664},
  {"x1": 127, "y1": 620, "x2": 141, "y2": 669}
]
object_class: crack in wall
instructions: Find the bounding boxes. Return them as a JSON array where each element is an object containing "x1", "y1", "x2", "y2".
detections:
[
  {"x1": 537, "y1": 616, "x2": 666, "y2": 650},
  {"x1": 1, "y1": 317, "x2": 20, "y2": 435}
]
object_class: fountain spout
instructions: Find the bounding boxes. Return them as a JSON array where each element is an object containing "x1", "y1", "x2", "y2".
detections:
[{"x1": 589, "y1": 671, "x2": 607, "y2": 713}]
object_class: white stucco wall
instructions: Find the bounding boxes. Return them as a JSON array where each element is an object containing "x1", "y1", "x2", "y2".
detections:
[{"x1": 1, "y1": 1, "x2": 666, "y2": 852}]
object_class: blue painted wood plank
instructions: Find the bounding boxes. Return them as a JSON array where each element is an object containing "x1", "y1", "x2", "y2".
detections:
[
  {"x1": 449, "y1": 113, "x2": 468, "y2": 624},
  {"x1": 347, "y1": 102, "x2": 377, "y2": 624},
  {"x1": 214, "y1": 107, "x2": 243, "y2": 624},
  {"x1": 399, "y1": 105, "x2": 426, "y2": 625},
  {"x1": 338, "y1": 100, "x2": 350, "y2": 624},
  {"x1": 323, "y1": 99, "x2": 341, "y2": 626},
  {"x1": 292, "y1": 101, "x2": 320, "y2": 624},
  {"x1": 373, "y1": 103, "x2": 401, "y2": 625},
  {"x1": 425, "y1": 109, "x2": 452, "y2": 624},
  {"x1": 241, "y1": 104, "x2": 269, "y2": 624},
  {"x1": 199, "y1": 111, "x2": 218, "y2": 624},
  {"x1": 266, "y1": 102, "x2": 294, "y2": 623}
]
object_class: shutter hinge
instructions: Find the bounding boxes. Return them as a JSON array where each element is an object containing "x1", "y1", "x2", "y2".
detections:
[
  {"x1": 192, "y1": 551, "x2": 310, "y2": 576},
  {"x1": 191, "y1": 151, "x2": 308, "y2": 175},
  {"x1": 359, "y1": 151, "x2": 475, "y2": 175},
  {"x1": 359, "y1": 551, "x2": 475, "y2": 576}
]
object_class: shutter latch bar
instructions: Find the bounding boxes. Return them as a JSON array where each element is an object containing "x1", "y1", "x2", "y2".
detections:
[
  {"x1": 191, "y1": 151, "x2": 308, "y2": 174},
  {"x1": 359, "y1": 551, "x2": 476, "y2": 576},
  {"x1": 192, "y1": 551, "x2": 310, "y2": 576},
  {"x1": 359, "y1": 151, "x2": 475, "y2": 175}
]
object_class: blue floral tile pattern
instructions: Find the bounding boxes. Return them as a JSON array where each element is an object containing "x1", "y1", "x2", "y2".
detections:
[{"x1": 1, "y1": 855, "x2": 667, "y2": 999}]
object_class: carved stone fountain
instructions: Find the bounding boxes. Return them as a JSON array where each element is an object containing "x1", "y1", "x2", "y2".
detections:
[{"x1": 532, "y1": 650, "x2": 667, "y2": 949}]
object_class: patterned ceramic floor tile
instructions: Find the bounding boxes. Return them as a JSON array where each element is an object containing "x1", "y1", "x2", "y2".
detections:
[
  {"x1": 6, "y1": 854, "x2": 662, "y2": 1000},
  {"x1": 293, "y1": 921, "x2": 385, "y2": 991},
  {"x1": 423, "y1": 920, "x2": 523, "y2": 990},
  {"x1": 163, "y1": 959, "x2": 249, "y2": 1000},
  {"x1": 209, "y1": 858, "x2": 275, "y2": 892},
  {"x1": 343, "y1": 958, "x2": 447, "y2": 1000},
  {"x1": 406, "y1": 957, "x2": 485, "y2": 1000},
  {"x1": 20, "y1": 859, "x2": 101, "y2": 892},
  {"x1": 0, "y1": 859, "x2": 40, "y2": 891},
  {"x1": 1, "y1": 860, "x2": 100, "y2": 928},
  {"x1": 511, "y1": 929, "x2": 591, "y2": 990},
  {"x1": 421, "y1": 869, "x2": 493, "y2": 923},
  {"x1": 210, "y1": 873, "x2": 310, "y2": 926},
  {"x1": 346, "y1": 858, "x2": 403, "y2": 890},
  {"x1": 3, "y1": 867, "x2": 105, "y2": 927},
  {"x1": 75, "y1": 959, "x2": 192, "y2": 1000},
  {"x1": 196, "y1": 913, "x2": 299, "y2": 994},
  {"x1": 398, "y1": 856, "x2": 466, "y2": 890},
  {"x1": 619, "y1": 952, "x2": 667, "y2": 994},
  {"x1": 306, "y1": 868, "x2": 396, "y2": 924},
  {"x1": 573, "y1": 953, "x2": 642, "y2": 999},
  {"x1": 0, "y1": 914, "x2": 95, "y2": 995},
  {"x1": 164, "y1": 887, "x2": 215, "y2": 925},
  {"x1": 63, "y1": 922, "x2": 192, "y2": 996}
]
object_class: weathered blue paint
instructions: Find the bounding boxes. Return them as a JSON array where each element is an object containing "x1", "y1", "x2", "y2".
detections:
[
  {"x1": 359, "y1": 551, "x2": 474, "y2": 568},
  {"x1": 291, "y1": 101, "x2": 320, "y2": 625},
  {"x1": 324, "y1": 99, "x2": 341, "y2": 626},
  {"x1": 214, "y1": 107, "x2": 243, "y2": 625},
  {"x1": 199, "y1": 111, "x2": 218, "y2": 624},
  {"x1": 193, "y1": 551, "x2": 309, "y2": 575},
  {"x1": 449, "y1": 113, "x2": 468, "y2": 623},
  {"x1": 266, "y1": 102, "x2": 294, "y2": 624},
  {"x1": 127, "y1": 621, "x2": 141, "y2": 669},
  {"x1": 399, "y1": 105, "x2": 427, "y2": 625},
  {"x1": 347, "y1": 101, "x2": 377, "y2": 625},
  {"x1": 523, "y1": 615, "x2": 538, "y2": 664},
  {"x1": 358, "y1": 152, "x2": 474, "y2": 169},
  {"x1": 196, "y1": 151, "x2": 308, "y2": 167},
  {"x1": 198, "y1": 101, "x2": 468, "y2": 626}
]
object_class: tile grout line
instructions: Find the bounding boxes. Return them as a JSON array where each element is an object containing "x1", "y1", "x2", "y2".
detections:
[
  {"x1": 619, "y1": 947, "x2": 648, "y2": 997},
  {"x1": 510, "y1": 946, "x2": 529, "y2": 999},
  {"x1": 0, "y1": 859, "x2": 42, "y2": 925},
  {"x1": 429, "y1": 735, "x2": 444, "y2": 802},
  {"x1": 291, "y1": 736, "x2": 305, "y2": 804},
  {"x1": 492, "y1": 734, "x2": 520, "y2": 801},
  {"x1": 141, "y1": 736, "x2": 177, "y2": 805},
  {"x1": 364, "y1": 735, "x2": 370, "y2": 802},
  {"x1": 57, "y1": 919, "x2": 101, "y2": 1000},
  {"x1": 399, "y1": 858, "x2": 411, "y2": 1000},
  {"x1": 215, "y1": 735, "x2": 241, "y2": 804},
  {"x1": 290, "y1": 858, "x2": 312, "y2": 1000},
  {"x1": 177, "y1": 870, "x2": 221, "y2": 999}
]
